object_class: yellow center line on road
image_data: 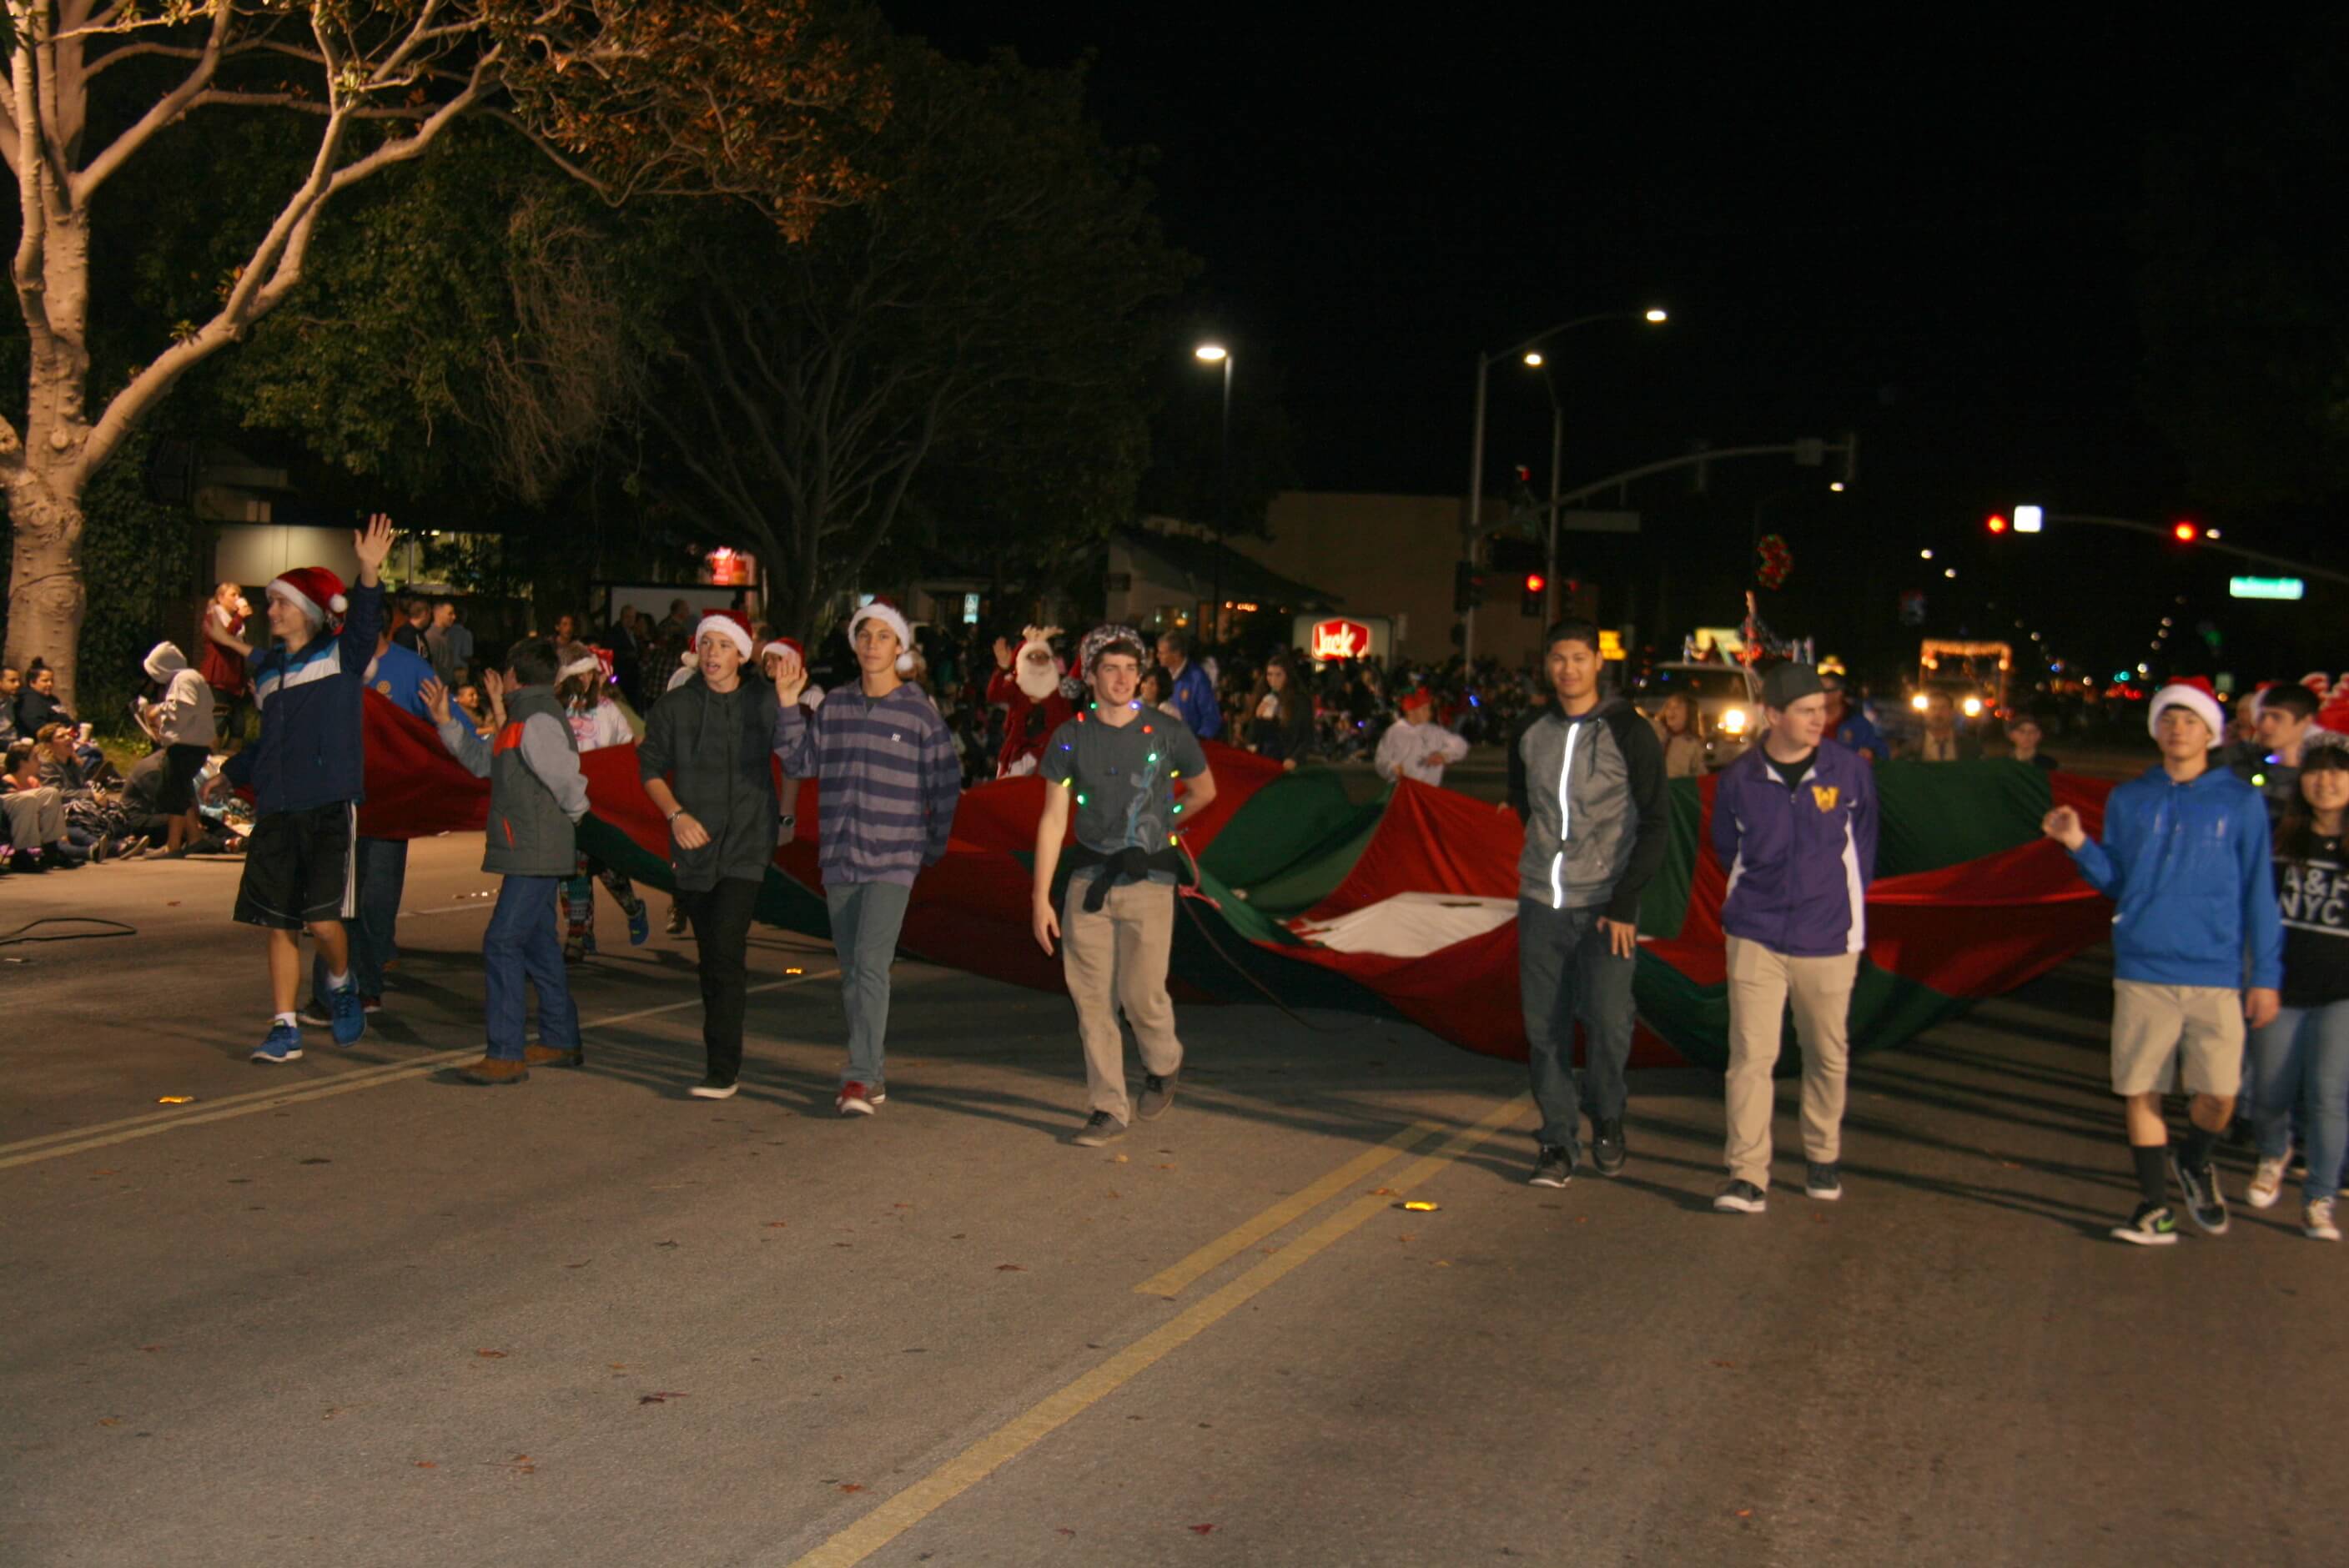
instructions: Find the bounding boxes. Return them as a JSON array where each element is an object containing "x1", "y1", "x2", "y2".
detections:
[
  {"x1": 1133, "y1": 1119, "x2": 1445, "y2": 1298},
  {"x1": 0, "y1": 967, "x2": 839, "y2": 1172},
  {"x1": 785, "y1": 1092, "x2": 1532, "y2": 1568}
]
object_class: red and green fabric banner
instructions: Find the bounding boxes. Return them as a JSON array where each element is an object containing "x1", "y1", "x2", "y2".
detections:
[{"x1": 357, "y1": 693, "x2": 2120, "y2": 1071}]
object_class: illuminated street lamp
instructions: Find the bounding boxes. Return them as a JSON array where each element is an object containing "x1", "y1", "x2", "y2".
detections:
[{"x1": 1195, "y1": 342, "x2": 1235, "y2": 634}]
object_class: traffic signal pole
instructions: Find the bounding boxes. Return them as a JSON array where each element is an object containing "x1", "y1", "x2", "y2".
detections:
[
  {"x1": 2044, "y1": 513, "x2": 2349, "y2": 586},
  {"x1": 1461, "y1": 351, "x2": 1490, "y2": 662}
]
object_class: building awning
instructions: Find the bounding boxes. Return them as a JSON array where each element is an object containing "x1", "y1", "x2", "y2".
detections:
[{"x1": 1117, "y1": 529, "x2": 1340, "y2": 611}]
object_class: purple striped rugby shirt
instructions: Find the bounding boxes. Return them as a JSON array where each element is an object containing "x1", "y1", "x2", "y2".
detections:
[{"x1": 774, "y1": 683, "x2": 961, "y2": 887}]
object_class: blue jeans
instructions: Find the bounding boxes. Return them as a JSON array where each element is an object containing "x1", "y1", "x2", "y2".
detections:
[
  {"x1": 482, "y1": 875, "x2": 579, "y2": 1060},
  {"x1": 311, "y1": 837, "x2": 407, "y2": 1004},
  {"x1": 826, "y1": 881, "x2": 913, "y2": 1089},
  {"x1": 2251, "y1": 1001, "x2": 2349, "y2": 1205},
  {"x1": 1517, "y1": 898, "x2": 1637, "y2": 1149}
]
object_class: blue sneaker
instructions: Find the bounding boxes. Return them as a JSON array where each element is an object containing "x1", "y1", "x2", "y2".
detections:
[
  {"x1": 252, "y1": 1023, "x2": 304, "y2": 1064},
  {"x1": 625, "y1": 899, "x2": 650, "y2": 947},
  {"x1": 329, "y1": 984, "x2": 367, "y2": 1047}
]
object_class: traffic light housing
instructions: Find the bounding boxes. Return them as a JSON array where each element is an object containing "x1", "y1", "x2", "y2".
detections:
[
  {"x1": 1521, "y1": 571, "x2": 1547, "y2": 616},
  {"x1": 1987, "y1": 514, "x2": 2009, "y2": 534},
  {"x1": 1452, "y1": 560, "x2": 1488, "y2": 612}
]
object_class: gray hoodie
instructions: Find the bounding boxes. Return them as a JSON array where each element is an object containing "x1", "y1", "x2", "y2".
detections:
[
  {"x1": 1510, "y1": 695, "x2": 1670, "y2": 920},
  {"x1": 141, "y1": 642, "x2": 216, "y2": 747}
]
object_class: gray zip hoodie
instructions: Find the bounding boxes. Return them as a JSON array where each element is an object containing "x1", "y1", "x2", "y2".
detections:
[{"x1": 1510, "y1": 695, "x2": 1670, "y2": 920}]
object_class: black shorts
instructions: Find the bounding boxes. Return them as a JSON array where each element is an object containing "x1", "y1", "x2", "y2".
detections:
[
  {"x1": 158, "y1": 743, "x2": 209, "y2": 814},
  {"x1": 234, "y1": 802, "x2": 356, "y2": 930}
]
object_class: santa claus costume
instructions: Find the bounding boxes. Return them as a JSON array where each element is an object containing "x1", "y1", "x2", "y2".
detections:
[{"x1": 988, "y1": 625, "x2": 1081, "y2": 779}]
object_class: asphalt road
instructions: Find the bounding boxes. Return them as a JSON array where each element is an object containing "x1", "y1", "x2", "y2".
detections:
[{"x1": 2, "y1": 834, "x2": 2336, "y2": 1566}]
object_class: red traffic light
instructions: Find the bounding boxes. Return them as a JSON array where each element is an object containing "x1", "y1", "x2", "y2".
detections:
[
  {"x1": 2172, "y1": 520, "x2": 2200, "y2": 542},
  {"x1": 1986, "y1": 514, "x2": 2009, "y2": 534},
  {"x1": 1524, "y1": 573, "x2": 1547, "y2": 594}
]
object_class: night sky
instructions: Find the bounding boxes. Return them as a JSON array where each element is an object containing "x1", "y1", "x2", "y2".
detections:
[{"x1": 891, "y1": 5, "x2": 2339, "y2": 682}]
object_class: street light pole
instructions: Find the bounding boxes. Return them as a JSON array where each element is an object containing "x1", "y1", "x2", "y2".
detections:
[
  {"x1": 1195, "y1": 344, "x2": 1234, "y2": 641},
  {"x1": 1461, "y1": 307, "x2": 1667, "y2": 661}
]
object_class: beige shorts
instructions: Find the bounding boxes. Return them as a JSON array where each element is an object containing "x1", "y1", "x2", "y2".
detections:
[{"x1": 2110, "y1": 980, "x2": 2245, "y2": 1097}]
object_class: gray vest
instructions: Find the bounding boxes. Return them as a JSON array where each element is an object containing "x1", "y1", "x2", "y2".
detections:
[{"x1": 483, "y1": 685, "x2": 578, "y2": 877}]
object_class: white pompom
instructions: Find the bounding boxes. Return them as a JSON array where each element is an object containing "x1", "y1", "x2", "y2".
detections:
[{"x1": 329, "y1": 593, "x2": 349, "y2": 613}]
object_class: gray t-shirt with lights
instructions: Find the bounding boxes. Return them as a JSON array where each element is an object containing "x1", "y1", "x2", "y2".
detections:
[{"x1": 1042, "y1": 703, "x2": 1210, "y2": 884}]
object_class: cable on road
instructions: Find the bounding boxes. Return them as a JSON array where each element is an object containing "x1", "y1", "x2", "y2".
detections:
[
  {"x1": 0, "y1": 916, "x2": 138, "y2": 947},
  {"x1": 1174, "y1": 890, "x2": 1361, "y2": 1035}
]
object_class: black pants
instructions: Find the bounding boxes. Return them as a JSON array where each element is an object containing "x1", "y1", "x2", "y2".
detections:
[{"x1": 675, "y1": 876, "x2": 761, "y2": 1083}]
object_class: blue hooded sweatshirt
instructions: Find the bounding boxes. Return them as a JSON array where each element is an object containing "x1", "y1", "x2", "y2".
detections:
[{"x1": 2068, "y1": 762, "x2": 2284, "y2": 992}]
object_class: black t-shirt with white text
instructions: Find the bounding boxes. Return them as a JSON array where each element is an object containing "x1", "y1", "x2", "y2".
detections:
[{"x1": 2277, "y1": 834, "x2": 2349, "y2": 1009}]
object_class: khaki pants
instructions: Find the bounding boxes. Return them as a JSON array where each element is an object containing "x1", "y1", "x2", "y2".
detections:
[
  {"x1": 1062, "y1": 876, "x2": 1183, "y2": 1123},
  {"x1": 1723, "y1": 935, "x2": 1860, "y2": 1189}
]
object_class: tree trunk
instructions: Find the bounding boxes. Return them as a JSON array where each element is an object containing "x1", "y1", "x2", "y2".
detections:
[{"x1": 3, "y1": 469, "x2": 89, "y2": 715}]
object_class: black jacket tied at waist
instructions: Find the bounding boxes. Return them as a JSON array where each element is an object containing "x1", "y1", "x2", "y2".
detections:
[{"x1": 1061, "y1": 840, "x2": 1197, "y2": 912}]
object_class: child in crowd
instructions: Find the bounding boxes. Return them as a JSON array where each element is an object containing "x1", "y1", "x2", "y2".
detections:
[
  {"x1": 1374, "y1": 687, "x2": 1471, "y2": 787},
  {"x1": 3, "y1": 738, "x2": 83, "y2": 869},
  {"x1": 556, "y1": 649, "x2": 650, "y2": 962},
  {"x1": 204, "y1": 515, "x2": 395, "y2": 1063},
  {"x1": 423, "y1": 640, "x2": 591, "y2": 1086},
  {"x1": 135, "y1": 641, "x2": 217, "y2": 857}
]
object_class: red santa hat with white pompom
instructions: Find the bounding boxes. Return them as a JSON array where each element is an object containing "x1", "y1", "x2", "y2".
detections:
[{"x1": 266, "y1": 565, "x2": 348, "y2": 626}]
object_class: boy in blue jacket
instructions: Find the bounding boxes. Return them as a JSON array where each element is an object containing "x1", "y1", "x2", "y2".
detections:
[
  {"x1": 421, "y1": 638, "x2": 591, "y2": 1087},
  {"x1": 2043, "y1": 676, "x2": 2284, "y2": 1245},
  {"x1": 207, "y1": 516, "x2": 395, "y2": 1064},
  {"x1": 1708, "y1": 663, "x2": 1879, "y2": 1214}
]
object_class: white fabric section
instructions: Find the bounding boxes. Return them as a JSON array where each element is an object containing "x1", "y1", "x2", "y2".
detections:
[
  {"x1": 1290, "y1": 892, "x2": 1519, "y2": 957},
  {"x1": 252, "y1": 644, "x2": 344, "y2": 710},
  {"x1": 338, "y1": 802, "x2": 358, "y2": 921},
  {"x1": 1841, "y1": 816, "x2": 1868, "y2": 952}
]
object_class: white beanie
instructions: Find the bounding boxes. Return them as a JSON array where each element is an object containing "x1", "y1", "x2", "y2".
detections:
[{"x1": 848, "y1": 601, "x2": 917, "y2": 675}]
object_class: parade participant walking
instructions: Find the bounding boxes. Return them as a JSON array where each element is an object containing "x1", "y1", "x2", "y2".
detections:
[
  {"x1": 556, "y1": 649, "x2": 649, "y2": 962},
  {"x1": 2042, "y1": 676, "x2": 2284, "y2": 1245},
  {"x1": 772, "y1": 601, "x2": 960, "y2": 1117},
  {"x1": 1508, "y1": 618, "x2": 1670, "y2": 1185},
  {"x1": 2242, "y1": 741, "x2": 2349, "y2": 1238},
  {"x1": 1708, "y1": 663, "x2": 1879, "y2": 1214},
  {"x1": 1156, "y1": 630, "x2": 1222, "y2": 740},
  {"x1": 1375, "y1": 686, "x2": 1470, "y2": 787},
  {"x1": 1029, "y1": 626, "x2": 1217, "y2": 1146},
  {"x1": 1822, "y1": 672, "x2": 1881, "y2": 762},
  {"x1": 2240, "y1": 682, "x2": 2320, "y2": 821},
  {"x1": 1649, "y1": 692, "x2": 1707, "y2": 779},
  {"x1": 639, "y1": 610, "x2": 782, "y2": 1100},
  {"x1": 2002, "y1": 711, "x2": 2059, "y2": 771},
  {"x1": 1910, "y1": 691, "x2": 1980, "y2": 761},
  {"x1": 421, "y1": 642, "x2": 591, "y2": 1085},
  {"x1": 204, "y1": 515, "x2": 394, "y2": 1063}
]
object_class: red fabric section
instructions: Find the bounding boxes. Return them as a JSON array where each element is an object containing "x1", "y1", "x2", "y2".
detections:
[
  {"x1": 354, "y1": 692, "x2": 486, "y2": 839},
  {"x1": 1305, "y1": 778, "x2": 1521, "y2": 917}
]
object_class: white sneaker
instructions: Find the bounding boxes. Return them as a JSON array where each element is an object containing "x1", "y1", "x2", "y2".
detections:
[
  {"x1": 2306, "y1": 1198, "x2": 2340, "y2": 1243},
  {"x1": 2247, "y1": 1153, "x2": 2291, "y2": 1209}
]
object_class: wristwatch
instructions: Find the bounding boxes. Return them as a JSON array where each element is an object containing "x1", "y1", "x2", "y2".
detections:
[{"x1": 779, "y1": 813, "x2": 797, "y2": 827}]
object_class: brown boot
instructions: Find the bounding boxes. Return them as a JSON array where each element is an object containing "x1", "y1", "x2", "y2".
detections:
[
  {"x1": 524, "y1": 1043, "x2": 585, "y2": 1068},
  {"x1": 458, "y1": 1056, "x2": 531, "y2": 1086}
]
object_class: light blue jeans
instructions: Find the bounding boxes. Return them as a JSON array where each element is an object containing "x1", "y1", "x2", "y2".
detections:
[
  {"x1": 826, "y1": 881, "x2": 913, "y2": 1090},
  {"x1": 2251, "y1": 1001, "x2": 2349, "y2": 1205}
]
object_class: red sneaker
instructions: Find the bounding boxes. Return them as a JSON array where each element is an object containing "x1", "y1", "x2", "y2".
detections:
[{"x1": 835, "y1": 1082, "x2": 887, "y2": 1116}]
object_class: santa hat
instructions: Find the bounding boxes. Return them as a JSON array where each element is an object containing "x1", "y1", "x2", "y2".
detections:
[
  {"x1": 693, "y1": 608, "x2": 755, "y2": 661},
  {"x1": 2148, "y1": 676, "x2": 2226, "y2": 741},
  {"x1": 848, "y1": 601, "x2": 917, "y2": 675},
  {"x1": 558, "y1": 648, "x2": 611, "y2": 684},
  {"x1": 268, "y1": 565, "x2": 347, "y2": 626},
  {"x1": 760, "y1": 637, "x2": 805, "y2": 664},
  {"x1": 1400, "y1": 686, "x2": 1434, "y2": 712}
]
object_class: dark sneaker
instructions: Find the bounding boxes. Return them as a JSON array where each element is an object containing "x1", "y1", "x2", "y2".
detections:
[
  {"x1": 250, "y1": 1023, "x2": 304, "y2": 1065},
  {"x1": 525, "y1": 1043, "x2": 585, "y2": 1068},
  {"x1": 1713, "y1": 1179, "x2": 1768, "y2": 1214},
  {"x1": 1528, "y1": 1144, "x2": 1573, "y2": 1189},
  {"x1": 1070, "y1": 1110, "x2": 1126, "y2": 1148},
  {"x1": 835, "y1": 1081, "x2": 885, "y2": 1115},
  {"x1": 664, "y1": 903, "x2": 688, "y2": 938},
  {"x1": 2110, "y1": 1201, "x2": 2180, "y2": 1246},
  {"x1": 625, "y1": 899, "x2": 651, "y2": 947},
  {"x1": 360, "y1": 994, "x2": 385, "y2": 1016},
  {"x1": 689, "y1": 1075, "x2": 738, "y2": 1101},
  {"x1": 1592, "y1": 1118, "x2": 1626, "y2": 1177},
  {"x1": 2170, "y1": 1149, "x2": 2229, "y2": 1235},
  {"x1": 329, "y1": 984, "x2": 366, "y2": 1047},
  {"x1": 1804, "y1": 1161, "x2": 1843, "y2": 1201},
  {"x1": 562, "y1": 937, "x2": 586, "y2": 965},
  {"x1": 297, "y1": 1002, "x2": 333, "y2": 1028},
  {"x1": 459, "y1": 1056, "x2": 531, "y2": 1086},
  {"x1": 1135, "y1": 1072, "x2": 1179, "y2": 1121}
]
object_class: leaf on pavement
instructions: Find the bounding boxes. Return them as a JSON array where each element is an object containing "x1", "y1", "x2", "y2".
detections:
[
  {"x1": 300, "y1": 1158, "x2": 332, "y2": 1165},
  {"x1": 764, "y1": 1221, "x2": 789, "y2": 1228},
  {"x1": 414, "y1": 1460, "x2": 436, "y2": 1468},
  {"x1": 837, "y1": 1482, "x2": 866, "y2": 1493},
  {"x1": 1190, "y1": 1524, "x2": 1216, "y2": 1535},
  {"x1": 996, "y1": 1263, "x2": 1026, "y2": 1271},
  {"x1": 1367, "y1": 1188, "x2": 1399, "y2": 1196}
]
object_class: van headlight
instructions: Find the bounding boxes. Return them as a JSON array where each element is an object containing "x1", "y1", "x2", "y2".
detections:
[
  {"x1": 1719, "y1": 707, "x2": 1748, "y2": 736},
  {"x1": 1962, "y1": 696, "x2": 1983, "y2": 717},
  {"x1": 1909, "y1": 692, "x2": 1929, "y2": 712}
]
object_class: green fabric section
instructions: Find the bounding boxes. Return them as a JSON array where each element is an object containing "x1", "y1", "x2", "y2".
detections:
[
  {"x1": 1170, "y1": 869, "x2": 1401, "y2": 1018},
  {"x1": 1636, "y1": 778, "x2": 1705, "y2": 940},
  {"x1": 1196, "y1": 769, "x2": 1374, "y2": 900},
  {"x1": 1870, "y1": 760, "x2": 2055, "y2": 877},
  {"x1": 1227, "y1": 807, "x2": 1386, "y2": 918},
  {"x1": 576, "y1": 816, "x2": 833, "y2": 938},
  {"x1": 1632, "y1": 952, "x2": 1973, "y2": 1075}
]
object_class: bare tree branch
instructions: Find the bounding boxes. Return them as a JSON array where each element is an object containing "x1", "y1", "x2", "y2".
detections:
[{"x1": 68, "y1": 2, "x2": 235, "y2": 203}]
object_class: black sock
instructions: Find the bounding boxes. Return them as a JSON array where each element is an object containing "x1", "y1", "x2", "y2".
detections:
[
  {"x1": 2132, "y1": 1144, "x2": 2169, "y2": 1207},
  {"x1": 2182, "y1": 1124, "x2": 2219, "y2": 1173}
]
